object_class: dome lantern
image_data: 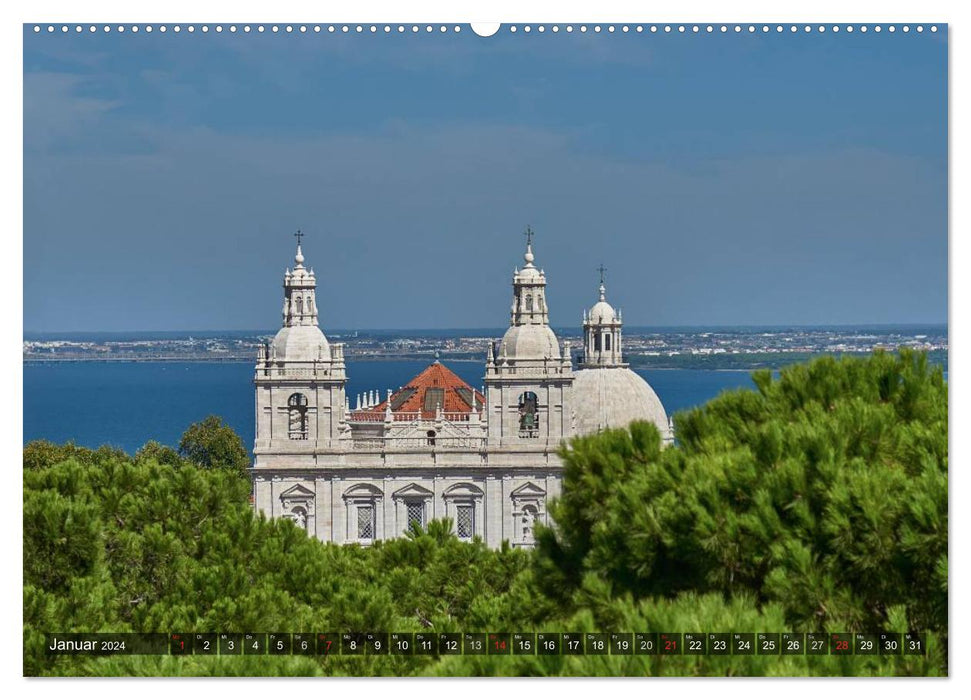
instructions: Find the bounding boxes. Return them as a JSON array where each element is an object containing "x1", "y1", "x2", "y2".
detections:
[
  {"x1": 580, "y1": 265, "x2": 624, "y2": 368},
  {"x1": 269, "y1": 232, "x2": 330, "y2": 361},
  {"x1": 498, "y1": 227, "x2": 562, "y2": 364}
]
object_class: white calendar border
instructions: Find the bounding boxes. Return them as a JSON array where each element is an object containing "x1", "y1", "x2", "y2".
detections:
[{"x1": 2, "y1": 1, "x2": 962, "y2": 698}]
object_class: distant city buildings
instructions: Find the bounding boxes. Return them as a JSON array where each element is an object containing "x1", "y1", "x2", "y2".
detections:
[{"x1": 22, "y1": 328, "x2": 948, "y2": 365}]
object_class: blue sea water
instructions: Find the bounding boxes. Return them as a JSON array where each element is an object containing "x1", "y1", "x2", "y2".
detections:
[{"x1": 23, "y1": 361, "x2": 760, "y2": 455}]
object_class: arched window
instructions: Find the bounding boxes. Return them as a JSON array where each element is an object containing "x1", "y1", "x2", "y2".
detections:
[
  {"x1": 594, "y1": 333, "x2": 602, "y2": 352},
  {"x1": 604, "y1": 333, "x2": 611, "y2": 351},
  {"x1": 426, "y1": 429, "x2": 437, "y2": 446},
  {"x1": 525, "y1": 293, "x2": 533, "y2": 311},
  {"x1": 518, "y1": 391, "x2": 539, "y2": 438},
  {"x1": 288, "y1": 393, "x2": 308, "y2": 440}
]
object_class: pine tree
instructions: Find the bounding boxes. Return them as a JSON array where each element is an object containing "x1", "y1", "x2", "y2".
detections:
[{"x1": 534, "y1": 350, "x2": 947, "y2": 667}]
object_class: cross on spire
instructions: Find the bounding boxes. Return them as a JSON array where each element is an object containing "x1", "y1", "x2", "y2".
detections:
[
  {"x1": 598, "y1": 264, "x2": 607, "y2": 285},
  {"x1": 524, "y1": 225, "x2": 534, "y2": 247},
  {"x1": 294, "y1": 229, "x2": 304, "y2": 247}
]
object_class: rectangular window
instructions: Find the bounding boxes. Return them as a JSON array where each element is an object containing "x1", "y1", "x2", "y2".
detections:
[
  {"x1": 357, "y1": 505, "x2": 374, "y2": 540},
  {"x1": 456, "y1": 504, "x2": 474, "y2": 540},
  {"x1": 289, "y1": 410, "x2": 308, "y2": 440},
  {"x1": 406, "y1": 501, "x2": 424, "y2": 530}
]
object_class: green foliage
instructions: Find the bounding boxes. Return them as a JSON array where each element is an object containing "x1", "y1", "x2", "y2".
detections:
[
  {"x1": 135, "y1": 440, "x2": 185, "y2": 468},
  {"x1": 433, "y1": 589, "x2": 944, "y2": 677},
  {"x1": 23, "y1": 351, "x2": 947, "y2": 676},
  {"x1": 22, "y1": 441, "x2": 526, "y2": 676},
  {"x1": 178, "y1": 416, "x2": 250, "y2": 476},
  {"x1": 23, "y1": 440, "x2": 128, "y2": 471},
  {"x1": 535, "y1": 350, "x2": 947, "y2": 663}
]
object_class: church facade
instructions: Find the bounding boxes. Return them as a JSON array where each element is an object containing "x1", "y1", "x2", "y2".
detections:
[{"x1": 251, "y1": 235, "x2": 672, "y2": 548}]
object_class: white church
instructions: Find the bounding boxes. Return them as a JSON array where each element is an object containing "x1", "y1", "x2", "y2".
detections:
[{"x1": 251, "y1": 233, "x2": 672, "y2": 548}]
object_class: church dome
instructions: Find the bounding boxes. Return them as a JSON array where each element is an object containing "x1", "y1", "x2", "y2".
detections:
[
  {"x1": 587, "y1": 299, "x2": 618, "y2": 323},
  {"x1": 572, "y1": 367, "x2": 669, "y2": 438},
  {"x1": 500, "y1": 323, "x2": 561, "y2": 361},
  {"x1": 516, "y1": 264, "x2": 543, "y2": 281},
  {"x1": 586, "y1": 281, "x2": 618, "y2": 324},
  {"x1": 270, "y1": 324, "x2": 330, "y2": 361}
]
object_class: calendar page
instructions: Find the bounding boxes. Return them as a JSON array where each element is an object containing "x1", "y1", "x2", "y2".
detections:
[{"x1": 20, "y1": 6, "x2": 949, "y2": 684}]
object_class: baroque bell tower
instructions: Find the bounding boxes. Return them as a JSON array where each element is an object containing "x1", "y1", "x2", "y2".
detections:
[
  {"x1": 253, "y1": 233, "x2": 347, "y2": 462},
  {"x1": 484, "y1": 228, "x2": 574, "y2": 448}
]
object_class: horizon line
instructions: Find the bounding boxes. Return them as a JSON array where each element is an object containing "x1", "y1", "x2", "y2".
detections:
[{"x1": 23, "y1": 321, "x2": 950, "y2": 336}]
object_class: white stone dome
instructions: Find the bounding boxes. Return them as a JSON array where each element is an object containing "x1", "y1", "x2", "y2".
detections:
[
  {"x1": 587, "y1": 299, "x2": 618, "y2": 323},
  {"x1": 586, "y1": 282, "x2": 618, "y2": 323},
  {"x1": 270, "y1": 324, "x2": 330, "y2": 361},
  {"x1": 499, "y1": 324, "x2": 561, "y2": 360},
  {"x1": 516, "y1": 265, "x2": 543, "y2": 281},
  {"x1": 572, "y1": 367, "x2": 669, "y2": 438}
]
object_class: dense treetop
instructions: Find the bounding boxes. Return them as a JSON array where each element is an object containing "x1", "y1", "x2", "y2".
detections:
[{"x1": 23, "y1": 350, "x2": 946, "y2": 676}]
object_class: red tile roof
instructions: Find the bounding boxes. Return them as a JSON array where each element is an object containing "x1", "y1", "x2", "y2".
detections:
[{"x1": 351, "y1": 361, "x2": 485, "y2": 421}]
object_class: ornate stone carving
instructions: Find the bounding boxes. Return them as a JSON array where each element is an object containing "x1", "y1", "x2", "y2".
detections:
[{"x1": 279, "y1": 483, "x2": 315, "y2": 516}]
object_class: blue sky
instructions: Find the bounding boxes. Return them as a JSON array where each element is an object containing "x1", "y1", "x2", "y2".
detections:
[{"x1": 23, "y1": 26, "x2": 947, "y2": 332}]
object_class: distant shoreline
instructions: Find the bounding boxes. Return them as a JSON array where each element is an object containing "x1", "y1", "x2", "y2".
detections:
[
  {"x1": 23, "y1": 357, "x2": 256, "y2": 363},
  {"x1": 21, "y1": 356, "x2": 485, "y2": 365},
  {"x1": 22, "y1": 322, "x2": 948, "y2": 340},
  {"x1": 23, "y1": 351, "x2": 947, "y2": 373},
  {"x1": 23, "y1": 325, "x2": 947, "y2": 373}
]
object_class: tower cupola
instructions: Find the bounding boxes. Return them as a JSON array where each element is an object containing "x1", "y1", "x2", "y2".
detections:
[
  {"x1": 269, "y1": 232, "x2": 330, "y2": 362},
  {"x1": 580, "y1": 265, "x2": 625, "y2": 368},
  {"x1": 282, "y1": 230, "x2": 319, "y2": 328},
  {"x1": 496, "y1": 227, "x2": 565, "y2": 366}
]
